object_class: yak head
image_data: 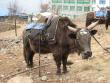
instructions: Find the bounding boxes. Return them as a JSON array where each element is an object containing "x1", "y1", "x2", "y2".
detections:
[{"x1": 68, "y1": 21, "x2": 98, "y2": 59}]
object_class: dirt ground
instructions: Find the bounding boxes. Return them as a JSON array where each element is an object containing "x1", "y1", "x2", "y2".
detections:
[{"x1": 0, "y1": 21, "x2": 110, "y2": 83}]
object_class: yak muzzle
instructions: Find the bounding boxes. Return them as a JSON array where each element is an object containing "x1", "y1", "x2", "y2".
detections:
[{"x1": 82, "y1": 51, "x2": 92, "y2": 59}]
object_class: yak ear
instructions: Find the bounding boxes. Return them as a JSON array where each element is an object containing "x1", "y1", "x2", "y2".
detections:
[
  {"x1": 69, "y1": 32, "x2": 77, "y2": 39},
  {"x1": 90, "y1": 30, "x2": 97, "y2": 36}
]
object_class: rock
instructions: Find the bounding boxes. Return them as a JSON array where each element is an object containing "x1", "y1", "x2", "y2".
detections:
[
  {"x1": 44, "y1": 56, "x2": 47, "y2": 58},
  {"x1": 41, "y1": 76, "x2": 48, "y2": 81},
  {"x1": 7, "y1": 76, "x2": 33, "y2": 83},
  {"x1": 22, "y1": 61, "x2": 25, "y2": 63},
  {"x1": 0, "y1": 74, "x2": 5, "y2": 78},
  {"x1": 46, "y1": 72, "x2": 51, "y2": 74},
  {"x1": 0, "y1": 59, "x2": 2, "y2": 62},
  {"x1": 15, "y1": 39, "x2": 21, "y2": 43},
  {"x1": 68, "y1": 66, "x2": 71, "y2": 70},
  {"x1": 65, "y1": 76, "x2": 71, "y2": 80},
  {"x1": 97, "y1": 76, "x2": 105, "y2": 82},
  {"x1": 0, "y1": 48, "x2": 7, "y2": 54},
  {"x1": 59, "y1": 78, "x2": 63, "y2": 81},
  {"x1": 16, "y1": 68, "x2": 21, "y2": 72},
  {"x1": 25, "y1": 68, "x2": 29, "y2": 70}
]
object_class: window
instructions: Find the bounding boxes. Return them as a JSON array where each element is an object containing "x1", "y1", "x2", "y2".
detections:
[
  {"x1": 84, "y1": 0, "x2": 90, "y2": 2},
  {"x1": 84, "y1": 0, "x2": 90, "y2": 4},
  {"x1": 69, "y1": 0, "x2": 75, "y2": 3},
  {"x1": 84, "y1": 6, "x2": 90, "y2": 12},
  {"x1": 99, "y1": 0, "x2": 105, "y2": 4},
  {"x1": 77, "y1": 6, "x2": 82, "y2": 11},
  {"x1": 77, "y1": 0, "x2": 82, "y2": 4},
  {"x1": 52, "y1": 0, "x2": 58, "y2": 3},
  {"x1": 52, "y1": 5, "x2": 56, "y2": 9},
  {"x1": 77, "y1": 0, "x2": 90, "y2": 4},
  {"x1": 57, "y1": 0, "x2": 62, "y2": 3},
  {"x1": 62, "y1": 14, "x2": 66, "y2": 16},
  {"x1": 70, "y1": 6, "x2": 75, "y2": 11},
  {"x1": 92, "y1": 0, "x2": 96, "y2": 4},
  {"x1": 92, "y1": 8, "x2": 94, "y2": 11},
  {"x1": 63, "y1": 6, "x2": 68, "y2": 10},
  {"x1": 64, "y1": 0, "x2": 70, "y2": 3},
  {"x1": 74, "y1": 15, "x2": 77, "y2": 18},
  {"x1": 58, "y1": 5, "x2": 62, "y2": 10}
]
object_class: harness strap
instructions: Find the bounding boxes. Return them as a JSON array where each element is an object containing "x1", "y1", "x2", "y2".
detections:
[
  {"x1": 48, "y1": 16, "x2": 60, "y2": 42},
  {"x1": 53, "y1": 17, "x2": 60, "y2": 40}
]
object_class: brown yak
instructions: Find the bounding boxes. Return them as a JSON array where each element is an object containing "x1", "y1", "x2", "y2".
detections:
[{"x1": 22, "y1": 17, "x2": 98, "y2": 75}]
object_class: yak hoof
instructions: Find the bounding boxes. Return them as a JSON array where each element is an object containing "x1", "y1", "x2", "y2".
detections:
[
  {"x1": 63, "y1": 70, "x2": 68, "y2": 74},
  {"x1": 106, "y1": 27, "x2": 108, "y2": 30},
  {"x1": 27, "y1": 64, "x2": 33, "y2": 68},
  {"x1": 56, "y1": 70, "x2": 61, "y2": 75}
]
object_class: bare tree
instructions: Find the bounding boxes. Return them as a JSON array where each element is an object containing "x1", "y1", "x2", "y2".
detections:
[
  {"x1": 51, "y1": 6, "x2": 60, "y2": 15},
  {"x1": 40, "y1": 3, "x2": 50, "y2": 13},
  {"x1": 40, "y1": 2, "x2": 59, "y2": 14},
  {"x1": 8, "y1": 0, "x2": 21, "y2": 36}
]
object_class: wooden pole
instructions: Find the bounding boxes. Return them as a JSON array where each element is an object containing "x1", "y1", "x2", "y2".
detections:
[
  {"x1": 14, "y1": 16, "x2": 17, "y2": 36},
  {"x1": 39, "y1": 33, "x2": 41, "y2": 77}
]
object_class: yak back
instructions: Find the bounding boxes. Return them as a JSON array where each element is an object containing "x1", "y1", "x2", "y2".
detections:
[
  {"x1": 45, "y1": 16, "x2": 59, "y2": 40},
  {"x1": 23, "y1": 16, "x2": 59, "y2": 48},
  {"x1": 23, "y1": 17, "x2": 76, "y2": 53}
]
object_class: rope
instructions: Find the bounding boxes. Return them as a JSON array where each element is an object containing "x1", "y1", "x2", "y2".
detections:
[
  {"x1": 38, "y1": 31, "x2": 41, "y2": 77},
  {"x1": 2, "y1": 64, "x2": 49, "y2": 80},
  {"x1": 92, "y1": 36, "x2": 110, "y2": 53}
]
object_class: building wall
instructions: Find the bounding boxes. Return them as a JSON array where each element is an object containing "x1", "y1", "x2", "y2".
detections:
[
  {"x1": 51, "y1": 0, "x2": 96, "y2": 19},
  {"x1": 51, "y1": 0, "x2": 110, "y2": 19}
]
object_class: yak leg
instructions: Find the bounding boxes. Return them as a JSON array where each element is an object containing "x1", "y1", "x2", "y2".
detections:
[
  {"x1": 29, "y1": 52, "x2": 34, "y2": 67},
  {"x1": 53, "y1": 53, "x2": 62, "y2": 75},
  {"x1": 105, "y1": 24, "x2": 108, "y2": 30},
  {"x1": 24, "y1": 48, "x2": 34, "y2": 68},
  {"x1": 62, "y1": 48, "x2": 69, "y2": 74},
  {"x1": 62, "y1": 55, "x2": 68, "y2": 73},
  {"x1": 105, "y1": 18, "x2": 109, "y2": 30}
]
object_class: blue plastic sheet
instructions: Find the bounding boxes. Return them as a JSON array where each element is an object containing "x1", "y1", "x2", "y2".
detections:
[
  {"x1": 26, "y1": 22, "x2": 46, "y2": 30},
  {"x1": 95, "y1": 10, "x2": 108, "y2": 17}
]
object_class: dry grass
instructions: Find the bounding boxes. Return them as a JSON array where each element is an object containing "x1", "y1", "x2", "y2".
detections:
[
  {"x1": 0, "y1": 20, "x2": 110, "y2": 83},
  {"x1": 0, "y1": 22, "x2": 20, "y2": 32}
]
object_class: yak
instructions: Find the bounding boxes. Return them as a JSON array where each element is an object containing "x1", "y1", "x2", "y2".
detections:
[
  {"x1": 86, "y1": 9, "x2": 110, "y2": 30},
  {"x1": 22, "y1": 17, "x2": 98, "y2": 75}
]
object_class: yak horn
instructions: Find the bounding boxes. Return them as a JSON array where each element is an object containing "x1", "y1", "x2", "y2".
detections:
[
  {"x1": 87, "y1": 20, "x2": 99, "y2": 30},
  {"x1": 68, "y1": 26, "x2": 77, "y2": 32}
]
